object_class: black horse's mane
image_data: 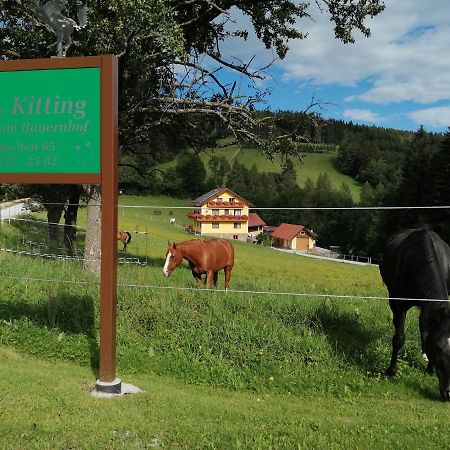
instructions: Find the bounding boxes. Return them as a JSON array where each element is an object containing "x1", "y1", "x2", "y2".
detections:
[{"x1": 394, "y1": 229, "x2": 448, "y2": 302}]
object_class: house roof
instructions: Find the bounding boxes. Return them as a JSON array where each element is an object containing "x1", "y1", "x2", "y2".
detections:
[
  {"x1": 271, "y1": 223, "x2": 318, "y2": 241},
  {"x1": 248, "y1": 212, "x2": 266, "y2": 228},
  {"x1": 191, "y1": 187, "x2": 255, "y2": 207}
]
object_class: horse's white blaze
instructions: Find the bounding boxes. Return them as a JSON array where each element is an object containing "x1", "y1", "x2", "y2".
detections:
[{"x1": 163, "y1": 253, "x2": 171, "y2": 276}]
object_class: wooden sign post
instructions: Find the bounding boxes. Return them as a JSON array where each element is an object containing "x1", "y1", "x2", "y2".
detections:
[{"x1": 0, "y1": 55, "x2": 120, "y2": 393}]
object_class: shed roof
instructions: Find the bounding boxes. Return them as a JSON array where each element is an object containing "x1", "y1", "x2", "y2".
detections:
[{"x1": 248, "y1": 212, "x2": 266, "y2": 228}]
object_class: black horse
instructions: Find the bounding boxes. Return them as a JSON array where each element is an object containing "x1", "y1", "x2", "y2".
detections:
[{"x1": 380, "y1": 227, "x2": 450, "y2": 400}]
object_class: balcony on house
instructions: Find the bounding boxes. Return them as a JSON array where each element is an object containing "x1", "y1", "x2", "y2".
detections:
[
  {"x1": 206, "y1": 200, "x2": 245, "y2": 208},
  {"x1": 187, "y1": 212, "x2": 248, "y2": 222}
]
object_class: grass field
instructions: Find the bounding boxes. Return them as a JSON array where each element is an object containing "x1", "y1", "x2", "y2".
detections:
[
  {"x1": 159, "y1": 144, "x2": 362, "y2": 200},
  {"x1": 1, "y1": 195, "x2": 450, "y2": 448},
  {"x1": 3, "y1": 347, "x2": 450, "y2": 450}
]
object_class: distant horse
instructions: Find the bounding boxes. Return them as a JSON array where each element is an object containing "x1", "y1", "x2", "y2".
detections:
[
  {"x1": 117, "y1": 230, "x2": 132, "y2": 251},
  {"x1": 380, "y1": 227, "x2": 450, "y2": 400},
  {"x1": 163, "y1": 239, "x2": 234, "y2": 289}
]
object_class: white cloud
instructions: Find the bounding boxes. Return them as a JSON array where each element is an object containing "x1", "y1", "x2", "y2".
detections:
[
  {"x1": 409, "y1": 106, "x2": 450, "y2": 128},
  {"x1": 217, "y1": 7, "x2": 276, "y2": 73},
  {"x1": 276, "y1": 0, "x2": 450, "y2": 105},
  {"x1": 217, "y1": 1, "x2": 450, "y2": 129},
  {"x1": 343, "y1": 109, "x2": 384, "y2": 123}
]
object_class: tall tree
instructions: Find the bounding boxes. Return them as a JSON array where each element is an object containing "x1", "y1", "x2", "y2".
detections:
[
  {"x1": 205, "y1": 156, "x2": 231, "y2": 190},
  {"x1": 1, "y1": 0, "x2": 385, "y2": 272},
  {"x1": 1, "y1": 0, "x2": 386, "y2": 167},
  {"x1": 227, "y1": 160, "x2": 252, "y2": 198},
  {"x1": 175, "y1": 151, "x2": 207, "y2": 198},
  {"x1": 428, "y1": 129, "x2": 450, "y2": 241},
  {"x1": 395, "y1": 126, "x2": 437, "y2": 228}
]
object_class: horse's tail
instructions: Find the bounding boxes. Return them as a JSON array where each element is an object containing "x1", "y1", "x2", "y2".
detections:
[{"x1": 124, "y1": 231, "x2": 132, "y2": 245}]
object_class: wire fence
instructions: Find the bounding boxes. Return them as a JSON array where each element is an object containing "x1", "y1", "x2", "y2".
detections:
[
  {"x1": 4, "y1": 202, "x2": 449, "y2": 210},
  {"x1": 0, "y1": 206, "x2": 150, "y2": 265},
  {"x1": 0, "y1": 274, "x2": 448, "y2": 304},
  {"x1": 0, "y1": 200, "x2": 448, "y2": 304}
]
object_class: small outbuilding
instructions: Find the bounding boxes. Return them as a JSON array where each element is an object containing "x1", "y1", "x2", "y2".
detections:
[
  {"x1": 271, "y1": 223, "x2": 317, "y2": 252},
  {"x1": 247, "y1": 212, "x2": 266, "y2": 240}
]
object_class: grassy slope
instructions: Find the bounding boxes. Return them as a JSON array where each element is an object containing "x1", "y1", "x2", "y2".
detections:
[
  {"x1": 2, "y1": 347, "x2": 450, "y2": 450},
  {"x1": 159, "y1": 145, "x2": 362, "y2": 200},
  {"x1": 0, "y1": 195, "x2": 449, "y2": 448}
]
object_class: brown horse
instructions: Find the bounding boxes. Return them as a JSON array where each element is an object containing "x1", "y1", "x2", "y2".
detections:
[
  {"x1": 117, "y1": 230, "x2": 132, "y2": 251},
  {"x1": 163, "y1": 239, "x2": 234, "y2": 289}
]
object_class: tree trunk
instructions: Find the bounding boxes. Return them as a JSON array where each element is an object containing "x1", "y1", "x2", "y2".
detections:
[
  {"x1": 44, "y1": 203, "x2": 64, "y2": 248},
  {"x1": 64, "y1": 187, "x2": 82, "y2": 257},
  {"x1": 83, "y1": 185, "x2": 102, "y2": 276}
]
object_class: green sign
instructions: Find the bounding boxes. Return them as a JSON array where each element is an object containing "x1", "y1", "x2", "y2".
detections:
[{"x1": 0, "y1": 67, "x2": 100, "y2": 173}]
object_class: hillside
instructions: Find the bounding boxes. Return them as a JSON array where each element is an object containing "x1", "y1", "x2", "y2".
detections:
[
  {"x1": 159, "y1": 143, "x2": 362, "y2": 200},
  {"x1": 125, "y1": 117, "x2": 433, "y2": 204}
]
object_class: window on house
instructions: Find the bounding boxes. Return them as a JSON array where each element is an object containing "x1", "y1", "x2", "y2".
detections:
[
  {"x1": 234, "y1": 210, "x2": 241, "y2": 217},
  {"x1": 212, "y1": 223, "x2": 219, "y2": 229},
  {"x1": 224, "y1": 209, "x2": 229, "y2": 215},
  {"x1": 234, "y1": 223, "x2": 241, "y2": 229},
  {"x1": 212, "y1": 209, "x2": 219, "y2": 216},
  {"x1": 300, "y1": 231, "x2": 305, "y2": 235},
  {"x1": 229, "y1": 197, "x2": 235, "y2": 203},
  {"x1": 217, "y1": 197, "x2": 223, "y2": 201},
  {"x1": 233, "y1": 234, "x2": 238, "y2": 239}
]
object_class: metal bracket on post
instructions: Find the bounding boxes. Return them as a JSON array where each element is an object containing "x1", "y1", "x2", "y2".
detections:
[{"x1": 95, "y1": 378, "x2": 122, "y2": 395}]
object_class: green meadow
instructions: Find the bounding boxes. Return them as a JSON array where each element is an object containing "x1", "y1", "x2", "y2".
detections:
[
  {"x1": 159, "y1": 144, "x2": 362, "y2": 200},
  {"x1": 1, "y1": 195, "x2": 450, "y2": 449}
]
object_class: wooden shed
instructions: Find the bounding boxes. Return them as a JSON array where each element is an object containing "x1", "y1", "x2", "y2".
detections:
[{"x1": 271, "y1": 223, "x2": 317, "y2": 252}]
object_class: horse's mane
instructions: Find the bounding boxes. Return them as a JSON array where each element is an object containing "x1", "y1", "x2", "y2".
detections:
[
  {"x1": 397, "y1": 229, "x2": 448, "y2": 301},
  {"x1": 178, "y1": 239, "x2": 212, "y2": 248},
  {"x1": 176, "y1": 239, "x2": 201, "y2": 248}
]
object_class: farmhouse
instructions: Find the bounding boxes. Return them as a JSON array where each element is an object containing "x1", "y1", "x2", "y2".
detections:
[
  {"x1": 187, "y1": 187, "x2": 253, "y2": 241},
  {"x1": 271, "y1": 223, "x2": 317, "y2": 252}
]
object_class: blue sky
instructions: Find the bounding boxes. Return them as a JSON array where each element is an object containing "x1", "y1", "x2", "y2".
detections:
[{"x1": 219, "y1": 0, "x2": 450, "y2": 133}]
